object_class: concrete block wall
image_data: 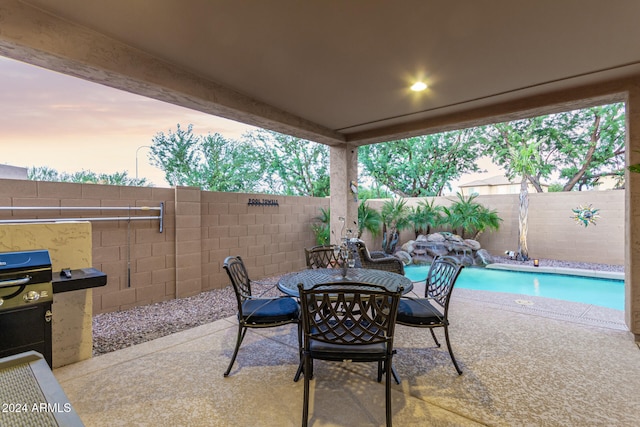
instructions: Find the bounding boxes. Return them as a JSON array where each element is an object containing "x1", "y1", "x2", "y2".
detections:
[
  {"x1": 175, "y1": 186, "x2": 202, "y2": 299},
  {"x1": 0, "y1": 179, "x2": 177, "y2": 314},
  {"x1": 0, "y1": 179, "x2": 623, "y2": 316},
  {"x1": 471, "y1": 191, "x2": 624, "y2": 264},
  {"x1": 0, "y1": 179, "x2": 327, "y2": 314},
  {"x1": 521, "y1": 191, "x2": 624, "y2": 264},
  {"x1": 200, "y1": 191, "x2": 328, "y2": 293},
  {"x1": 89, "y1": 186, "x2": 177, "y2": 314},
  {"x1": 365, "y1": 190, "x2": 624, "y2": 265}
]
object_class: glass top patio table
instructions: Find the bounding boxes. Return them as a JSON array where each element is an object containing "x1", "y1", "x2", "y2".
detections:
[{"x1": 277, "y1": 267, "x2": 413, "y2": 297}]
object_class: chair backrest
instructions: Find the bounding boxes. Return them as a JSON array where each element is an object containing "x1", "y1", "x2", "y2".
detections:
[
  {"x1": 223, "y1": 256, "x2": 252, "y2": 307},
  {"x1": 353, "y1": 240, "x2": 404, "y2": 275},
  {"x1": 298, "y1": 282, "x2": 402, "y2": 349},
  {"x1": 353, "y1": 240, "x2": 370, "y2": 261},
  {"x1": 425, "y1": 257, "x2": 464, "y2": 309},
  {"x1": 304, "y1": 245, "x2": 341, "y2": 269}
]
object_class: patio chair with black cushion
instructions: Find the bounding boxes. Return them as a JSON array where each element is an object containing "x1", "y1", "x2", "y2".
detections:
[
  {"x1": 353, "y1": 240, "x2": 405, "y2": 275},
  {"x1": 304, "y1": 245, "x2": 341, "y2": 269},
  {"x1": 396, "y1": 256, "x2": 464, "y2": 375},
  {"x1": 223, "y1": 256, "x2": 301, "y2": 377},
  {"x1": 298, "y1": 282, "x2": 402, "y2": 427}
]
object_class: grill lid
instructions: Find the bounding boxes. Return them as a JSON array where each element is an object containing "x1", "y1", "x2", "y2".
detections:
[{"x1": 0, "y1": 250, "x2": 52, "y2": 282}]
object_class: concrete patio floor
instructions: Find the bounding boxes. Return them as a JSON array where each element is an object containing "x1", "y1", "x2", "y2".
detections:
[{"x1": 53, "y1": 288, "x2": 640, "y2": 426}]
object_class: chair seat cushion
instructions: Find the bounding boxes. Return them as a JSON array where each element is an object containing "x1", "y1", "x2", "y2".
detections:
[
  {"x1": 397, "y1": 298, "x2": 444, "y2": 326},
  {"x1": 241, "y1": 297, "x2": 299, "y2": 324},
  {"x1": 309, "y1": 339, "x2": 386, "y2": 361}
]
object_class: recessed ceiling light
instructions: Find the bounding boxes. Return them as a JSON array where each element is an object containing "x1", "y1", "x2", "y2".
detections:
[{"x1": 410, "y1": 81, "x2": 427, "y2": 92}]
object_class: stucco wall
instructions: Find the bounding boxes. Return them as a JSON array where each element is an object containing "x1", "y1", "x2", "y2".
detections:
[{"x1": 364, "y1": 190, "x2": 624, "y2": 265}]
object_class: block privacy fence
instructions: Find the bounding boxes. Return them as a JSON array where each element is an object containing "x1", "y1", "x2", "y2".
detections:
[{"x1": 0, "y1": 179, "x2": 624, "y2": 314}]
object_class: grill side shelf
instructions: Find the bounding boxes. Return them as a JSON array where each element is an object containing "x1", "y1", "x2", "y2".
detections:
[{"x1": 52, "y1": 268, "x2": 107, "y2": 294}]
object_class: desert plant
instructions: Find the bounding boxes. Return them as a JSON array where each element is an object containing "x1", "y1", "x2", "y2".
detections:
[
  {"x1": 380, "y1": 198, "x2": 411, "y2": 253},
  {"x1": 441, "y1": 192, "x2": 501, "y2": 239},
  {"x1": 357, "y1": 201, "x2": 382, "y2": 238},
  {"x1": 408, "y1": 198, "x2": 443, "y2": 238},
  {"x1": 311, "y1": 207, "x2": 330, "y2": 245}
]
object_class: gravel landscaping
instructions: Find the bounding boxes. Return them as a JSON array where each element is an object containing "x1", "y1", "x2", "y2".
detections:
[
  {"x1": 92, "y1": 258, "x2": 624, "y2": 356},
  {"x1": 92, "y1": 277, "x2": 282, "y2": 356}
]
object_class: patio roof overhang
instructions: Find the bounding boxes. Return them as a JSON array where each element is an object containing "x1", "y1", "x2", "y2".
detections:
[{"x1": 1, "y1": 0, "x2": 640, "y2": 147}]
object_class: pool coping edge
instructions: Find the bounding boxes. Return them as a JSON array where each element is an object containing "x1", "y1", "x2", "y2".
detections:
[{"x1": 485, "y1": 263, "x2": 624, "y2": 280}]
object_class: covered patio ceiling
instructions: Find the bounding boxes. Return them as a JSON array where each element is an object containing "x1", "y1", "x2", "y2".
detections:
[{"x1": 2, "y1": 0, "x2": 640, "y2": 146}]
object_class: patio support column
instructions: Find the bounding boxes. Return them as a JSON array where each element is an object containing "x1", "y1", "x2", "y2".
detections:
[
  {"x1": 626, "y1": 85, "x2": 640, "y2": 341},
  {"x1": 329, "y1": 144, "x2": 359, "y2": 244}
]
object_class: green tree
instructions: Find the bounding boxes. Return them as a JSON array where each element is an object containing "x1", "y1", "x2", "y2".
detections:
[
  {"x1": 357, "y1": 185, "x2": 393, "y2": 200},
  {"x1": 408, "y1": 198, "x2": 443, "y2": 238},
  {"x1": 247, "y1": 129, "x2": 330, "y2": 197},
  {"x1": 481, "y1": 103, "x2": 625, "y2": 191},
  {"x1": 359, "y1": 129, "x2": 481, "y2": 197},
  {"x1": 28, "y1": 166, "x2": 61, "y2": 182},
  {"x1": 149, "y1": 124, "x2": 200, "y2": 187},
  {"x1": 555, "y1": 103, "x2": 626, "y2": 190},
  {"x1": 95, "y1": 171, "x2": 150, "y2": 186},
  {"x1": 441, "y1": 192, "x2": 501, "y2": 239},
  {"x1": 380, "y1": 198, "x2": 411, "y2": 253},
  {"x1": 357, "y1": 201, "x2": 382, "y2": 238},
  {"x1": 508, "y1": 143, "x2": 542, "y2": 260},
  {"x1": 149, "y1": 124, "x2": 266, "y2": 192},
  {"x1": 547, "y1": 183, "x2": 564, "y2": 192},
  {"x1": 66, "y1": 170, "x2": 99, "y2": 183},
  {"x1": 28, "y1": 167, "x2": 150, "y2": 186}
]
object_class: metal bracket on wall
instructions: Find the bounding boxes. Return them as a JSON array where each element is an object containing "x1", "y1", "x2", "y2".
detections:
[{"x1": 0, "y1": 203, "x2": 164, "y2": 233}]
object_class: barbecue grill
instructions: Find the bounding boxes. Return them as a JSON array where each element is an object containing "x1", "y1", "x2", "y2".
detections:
[{"x1": 0, "y1": 250, "x2": 54, "y2": 367}]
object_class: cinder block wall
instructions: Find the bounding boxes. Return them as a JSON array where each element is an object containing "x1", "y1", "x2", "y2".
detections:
[
  {"x1": 0, "y1": 179, "x2": 623, "y2": 315},
  {"x1": 0, "y1": 180, "x2": 328, "y2": 314},
  {"x1": 365, "y1": 190, "x2": 624, "y2": 265},
  {"x1": 506, "y1": 191, "x2": 623, "y2": 264},
  {"x1": 199, "y1": 190, "x2": 326, "y2": 293}
]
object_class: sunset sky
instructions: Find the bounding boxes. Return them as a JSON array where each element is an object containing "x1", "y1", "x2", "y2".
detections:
[
  {"x1": 0, "y1": 56, "x2": 257, "y2": 187},
  {"x1": 0, "y1": 55, "x2": 500, "y2": 191}
]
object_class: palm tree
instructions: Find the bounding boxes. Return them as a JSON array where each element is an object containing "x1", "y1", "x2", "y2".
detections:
[
  {"x1": 408, "y1": 198, "x2": 443, "y2": 238},
  {"x1": 508, "y1": 142, "x2": 542, "y2": 260},
  {"x1": 474, "y1": 205, "x2": 502, "y2": 239},
  {"x1": 357, "y1": 201, "x2": 382, "y2": 238},
  {"x1": 380, "y1": 198, "x2": 411, "y2": 253},
  {"x1": 441, "y1": 192, "x2": 501, "y2": 239}
]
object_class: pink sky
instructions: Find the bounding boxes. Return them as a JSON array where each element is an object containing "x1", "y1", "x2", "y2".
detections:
[
  {"x1": 0, "y1": 56, "x2": 257, "y2": 186},
  {"x1": 0, "y1": 56, "x2": 501, "y2": 191}
]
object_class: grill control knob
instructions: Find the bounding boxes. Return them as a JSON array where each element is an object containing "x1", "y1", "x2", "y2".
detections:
[{"x1": 23, "y1": 290, "x2": 40, "y2": 302}]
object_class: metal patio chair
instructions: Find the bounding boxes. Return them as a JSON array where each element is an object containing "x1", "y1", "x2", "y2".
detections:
[
  {"x1": 353, "y1": 240, "x2": 405, "y2": 275},
  {"x1": 304, "y1": 245, "x2": 342, "y2": 269},
  {"x1": 223, "y1": 255, "x2": 301, "y2": 377},
  {"x1": 298, "y1": 282, "x2": 402, "y2": 427},
  {"x1": 396, "y1": 256, "x2": 464, "y2": 375}
]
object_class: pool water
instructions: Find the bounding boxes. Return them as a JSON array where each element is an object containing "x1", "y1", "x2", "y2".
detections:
[{"x1": 404, "y1": 265, "x2": 624, "y2": 311}]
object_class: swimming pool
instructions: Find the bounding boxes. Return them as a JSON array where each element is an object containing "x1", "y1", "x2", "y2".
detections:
[{"x1": 404, "y1": 265, "x2": 624, "y2": 310}]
